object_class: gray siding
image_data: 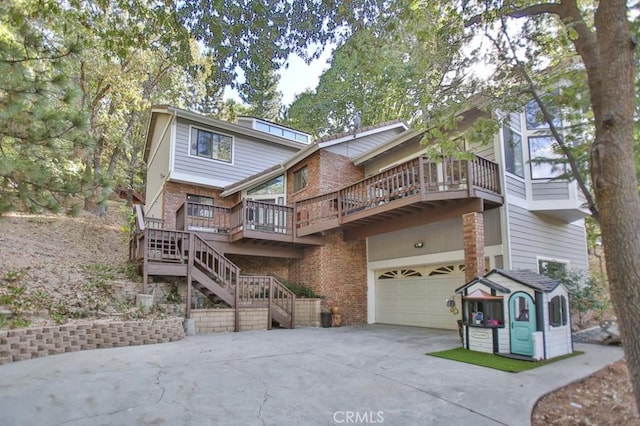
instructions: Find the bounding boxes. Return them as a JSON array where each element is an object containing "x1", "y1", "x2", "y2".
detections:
[
  {"x1": 172, "y1": 118, "x2": 299, "y2": 186},
  {"x1": 506, "y1": 175, "x2": 526, "y2": 199},
  {"x1": 507, "y1": 204, "x2": 588, "y2": 270},
  {"x1": 472, "y1": 142, "x2": 495, "y2": 161},
  {"x1": 145, "y1": 115, "x2": 172, "y2": 218},
  {"x1": 325, "y1": 128, "x2": 405, "y2": 159},
  {"x1": 532, "y1": 181, "x2": 570, "y2": 200},
  {"x1": 368, "y1": 209, "x2": 502, "y2": 261}
]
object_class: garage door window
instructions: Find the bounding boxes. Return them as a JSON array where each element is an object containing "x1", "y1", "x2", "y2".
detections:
[{"x1": 378, "y1": 269, "x2": 422, "y2": 279}]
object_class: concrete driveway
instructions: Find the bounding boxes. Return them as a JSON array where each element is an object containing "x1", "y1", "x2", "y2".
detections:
[{"x1": 0, "y1": 325, "x2": 623, "y2": 426}]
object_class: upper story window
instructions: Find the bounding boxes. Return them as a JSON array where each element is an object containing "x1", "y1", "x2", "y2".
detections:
[
  {"x1": 503, "y1": 126, "x2": 524, "y2": 178},
  {"x1": 294, "y1": 166, "x2": 308, "y2": 192},
  {"x1": 248, "y1": 175, "x2": 285, "y2": 196},
  {"x1": 529, "y1": 136, "x2": 565, "y2": 179},
  {"x1": 538, "y1": 259, "x2": 568, "y2": 278},
  {"x1": 190, "y1": 127, "x2": 232, "y2": 163},
  {"x1": 525, "y1": 100, "x2": 561, "y2": 130},
  {"x1": 255, "y1": 120, "x2": 310, "y2": 143}
]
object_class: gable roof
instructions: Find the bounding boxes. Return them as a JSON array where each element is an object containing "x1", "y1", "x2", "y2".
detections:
[
  {"x1": 352, "y1": 129, "x2": 427, "y2": 166},
  {"x1": 488, "y1": 269, "x2": 561, "y2": 292},
  {"x1": 221, "y1": 122, "x2": 407, "y2": 197},
  {"x1": 143, "y1": 105, "x2": 307, "y2": 163},
  {"x1": 456, "y1": 277, "x2": 512, "y2": 294},
  {"x1": 316, "y1": 119, "x2": 408, "y2": 148}
]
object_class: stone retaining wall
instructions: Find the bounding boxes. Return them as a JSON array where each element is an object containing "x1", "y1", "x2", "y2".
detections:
[
  {"x1": 0, "y1": 318, "x2": 185, "y2": 365},
  {"x1": 294, "y1": 298, "x2": 321, "y2": 327},
  {"x1": 192, "y1": 308, "x2": 269, "y2": 333}
]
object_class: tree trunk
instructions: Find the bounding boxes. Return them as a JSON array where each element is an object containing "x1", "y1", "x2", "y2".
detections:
[{"x1": 588, "y1": 0, "x2": 640, "y2": 409}]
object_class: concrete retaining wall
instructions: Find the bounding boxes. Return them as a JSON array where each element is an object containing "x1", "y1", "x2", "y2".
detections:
[{"x1": 0, "y1": 318, "x2": 185, "y2": 365}]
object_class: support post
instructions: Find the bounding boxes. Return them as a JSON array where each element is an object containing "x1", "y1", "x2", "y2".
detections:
[
  {"x1": 463, "y1": 212, "x2": 486, "y2": 282},
  {"x1": 291, "y1": 294, "x2": 296, "y2": 329},
  {"x1": 268, "y1": 279, "x2": 273, "y2": 331},
  {"x1": 234, "y1": 273, "x2": 240, "y2": 332},
  {"x1": 185, "y1": 233, "x2": 194, "y2": 319}
]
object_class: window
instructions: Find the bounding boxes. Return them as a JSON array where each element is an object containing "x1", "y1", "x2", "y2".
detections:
[
  {"x1": 186, "y1": 194, "x2": 214, "y2": 217},
  {"x1": 529, "y1": 136, "x2": 565, "y2": 179},
  {"x1": 549, "y1": 295, "x2": 568, "y2": 327},
  {"x1": 248, "y1": 175, "x2": 285, "y2": 196},
  {"x1": 538, "y1": 259, "x2": 567, "y2": 278},
  {"x1": 462, "y1": 289, "x2": 504, "y2": 328},
  {"x1": 294, "y1": 166, "x2": 308, "y2": 192},
  {"x1": 503, "y1": 126, "x2": 524, "y2": 178},
  {"x1": 190, "y1": 128, "x2": 232, "y2": 163},
  {"x1": 525, "y1": 100, "x2": 561, "y2": 130}
]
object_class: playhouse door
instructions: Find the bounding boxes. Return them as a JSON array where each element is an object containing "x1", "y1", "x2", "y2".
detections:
[{"x1": 509, "y1": 293, "x2": 537, "y2": 356}]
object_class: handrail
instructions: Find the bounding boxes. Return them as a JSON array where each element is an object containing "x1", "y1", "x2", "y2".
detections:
[
  {"x1": 238, "y1": 276, "x2": 296, "y2": 327},
  {"x1": 192, "y1": 233, "x2": 240, "y2": 290},
  {"x1": 293, "y1": 154, "x2": 501, "y2": 228}
]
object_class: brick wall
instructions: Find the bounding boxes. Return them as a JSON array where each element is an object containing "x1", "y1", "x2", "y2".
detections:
[
  {"x1": 318, "y1": 150, "x2": 364, "y2": 194},
  {"x1": 288, "y1": 151, "x2": 322, "y2": 202},
  {"x1": 463, "y1": 212, "x2": 485, "y2": 282},
  {"x1": 289, "y1": 229, "x2": 367, "y2": 325},
  {"x1": 0, "y1": 318, "x2": 185, "y2": 365},
  {"x1": 162, "y1": 181, "x2": 240, "y2": 230},
  {"x1": 226, "y1": 255, "x2": 292, "y2": 281}
]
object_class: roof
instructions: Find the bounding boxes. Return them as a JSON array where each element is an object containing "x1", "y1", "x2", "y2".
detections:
[
  {"x1": 316, "y1": 119, "x2": 408, "y2": 148},
  {"x1": 143, "y1": 105, "x2": 307, "y2": 163},
  {"x1": 456, "y1": 277, "x2": 512, "y2": 294},
  {"x1": 221, "y1": 121, "x2": 407, "y2": 197},
  {"x1": 488, "y1": 269, "x2": 561, "y2": 292},
  {"x1": 352, "y1": 129, "x2": 427, "y2": 166}
]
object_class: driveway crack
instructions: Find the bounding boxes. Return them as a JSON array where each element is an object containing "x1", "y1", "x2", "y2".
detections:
[{"x1": 257, "y1": 379, "x2": 270, "y2": 426}]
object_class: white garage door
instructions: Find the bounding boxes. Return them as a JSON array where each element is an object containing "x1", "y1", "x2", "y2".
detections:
[{"x1": 375, "y1": 265, "x2": 464, "y2": 330}]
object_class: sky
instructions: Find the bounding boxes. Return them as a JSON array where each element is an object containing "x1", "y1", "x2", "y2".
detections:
[{"x1": 224, "y1": 45, "x2": 334, "y2": 107}]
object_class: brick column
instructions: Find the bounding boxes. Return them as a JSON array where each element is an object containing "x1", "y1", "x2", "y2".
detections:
[{"x1": 463, "y1": 212, "x2": 485, "y2": 282}]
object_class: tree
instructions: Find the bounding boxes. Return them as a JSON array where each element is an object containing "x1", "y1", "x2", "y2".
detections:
[
  {"x1": 238, "y1": 60, "x2": 284, "y2": 121},
  {"x1": 0, "y1": 1, "x2": 90, "y2": 214},
  {"x1": 450, "y1": 0, "x2": 640, "y2": 408},
  {"x1": 285, "y1": 3, "x2": 473, "y2": 137}
]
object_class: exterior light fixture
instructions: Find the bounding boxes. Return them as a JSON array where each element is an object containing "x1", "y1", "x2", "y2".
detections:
[{"x1": 414, "y1": 242, "x2": 424, "y2": 249}]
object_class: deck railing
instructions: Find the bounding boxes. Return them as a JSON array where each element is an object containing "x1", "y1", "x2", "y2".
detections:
[
  {"x1": 294, "y1": 154, "x2": 500, "y2": 228},
  {"x1": 230, "y1": 200, "x2": 293, "y2": 235},
  {"x1": 177, "y1": 201, "x2": 231, "y2": 233},
  {"x1": 238, "y1": 275, "x2": 295, "y2": 328}
]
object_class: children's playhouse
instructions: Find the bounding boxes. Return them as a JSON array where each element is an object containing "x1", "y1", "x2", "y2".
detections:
[{"x1": 455, "y1": 269, "x2": 573, "y2": 360}]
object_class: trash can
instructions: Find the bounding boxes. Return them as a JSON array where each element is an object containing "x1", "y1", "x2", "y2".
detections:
[{"x1": 321, "y1": 312, "x2": 332, "y2": 328}]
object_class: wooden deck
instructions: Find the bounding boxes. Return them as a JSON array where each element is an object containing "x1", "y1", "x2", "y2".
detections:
[
  {"x1": 171, "y1": 154, "x2": 502, "y2": 245},
  {"x1": 130, "y1": 207, "x2": 296, "y2": 330}
]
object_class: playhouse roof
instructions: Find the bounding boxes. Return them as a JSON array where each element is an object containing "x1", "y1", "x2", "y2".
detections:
[
  {"x1": 455, "y1": 277, "x2": 511, "y2": 294},
  {"x1": 489, "y1": 269, "x2": 561, "y2": 292}
]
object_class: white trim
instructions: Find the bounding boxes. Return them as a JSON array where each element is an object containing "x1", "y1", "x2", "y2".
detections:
[
  {"x1": 169, "y1": 113, "x2": 176, "y2": 175},
  {"x1": 169, "y1": 171, "x2": 231, "y2": 189},
  {"x1": 536, "y1": 256, "x2": 571, "y2": 273},
  {"x1": 187, "y1": 124, "x2": 235, "y2": 165}
]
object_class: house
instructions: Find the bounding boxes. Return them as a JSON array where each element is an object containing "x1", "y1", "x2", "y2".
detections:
[
  {"x1": 134, "y1": 102, "x2": 588, "y2": 332},
  {"x1": 456, "y1": 269, "x2": 573, "y2": 360}
]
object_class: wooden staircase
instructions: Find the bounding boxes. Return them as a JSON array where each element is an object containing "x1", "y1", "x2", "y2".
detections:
[{"x1": 130, "y1": 206, "x2": 295, "y2": 330}]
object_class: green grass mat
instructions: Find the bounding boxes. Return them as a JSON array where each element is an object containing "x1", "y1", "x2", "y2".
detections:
[{"x1": 426, "y1": 348, "x2": 583, "y2": 373}]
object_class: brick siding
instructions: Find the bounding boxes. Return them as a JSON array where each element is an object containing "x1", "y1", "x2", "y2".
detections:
[
  {"x1": 463, "y1": 212, "x2": 485, "y2": 282},
  {"x1": 0, "y1": 318, "x2": 185, "y2": 365},
  {"x1": 289, "y1": 229, "x2": 367, "y2": 325}
]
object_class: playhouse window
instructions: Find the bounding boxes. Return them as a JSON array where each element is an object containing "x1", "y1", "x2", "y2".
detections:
[
  {"x1": 549, "y1": 295, "x2": 568, "y2": 327},
  {"x1": 463, "y1": 299, "x2": 504, "y2": 328}
]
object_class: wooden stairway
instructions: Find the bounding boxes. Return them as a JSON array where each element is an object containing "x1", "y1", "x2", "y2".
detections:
[{"x1": 130, "y1": 206, "x2": 295, "y2": 330}]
